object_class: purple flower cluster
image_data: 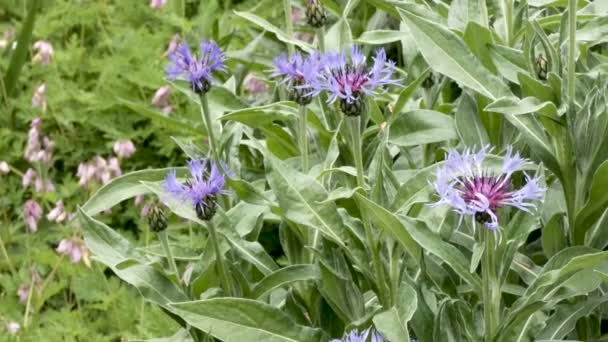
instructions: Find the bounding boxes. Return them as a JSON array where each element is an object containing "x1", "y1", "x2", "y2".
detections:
[
  {"x1": 163, "y1": 159, "x2": 229, "y2": 220},
  {"x1": 331, "y1": 328, "x2": 384, "y2": 342},
  {"x1": 166, "y1": 40, "x2": 225, "y2": 94},
  {"x1": 313, "y1": 46, "x2": 399, "y2": 115},
  {"x1": 273, "y1": 46, "x2": 399, "y2": 115},
  {"x1": 432, "y1": 146, "x2": 546, "y2": 230},
  {"x1": 77, "y1": 156, "x2": 122, "y2": 187},
  {"x1": 272, "y1": 52, "x2": 322, "y2": 105}
]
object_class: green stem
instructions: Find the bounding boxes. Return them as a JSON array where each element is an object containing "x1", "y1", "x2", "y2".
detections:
[
  {"x1": 23, "y1": 279, "x2": 35, "y2": 327},
  {"x1": 482, "y1": 229, "x2": 500, "y2": 342},
  {"x1": 0, "y1": 235, "x2": 15, "y2": 275},
  {"x1": 317, "y1": 26, "x2": 326, "y2": 53},
  {"x1": 199, "y1": 93, "x2": 221, "y2": 165},
  {"x1": 362, "y1": 212, "x2": 389, "y2": 308},
  {"x1": 206, "y1": 220, "x2": 233, "y2": 295},
  {"x1": 200, "y1": 93, "x2": 231, "y2": 210},
  {"x1": 224, "y1": 0, "x2": 231, "y2": 11},
  {"x1": 347, "y1": 116, "x2": 365, "y2": 188},
  {"x1": 282, "y1": 0, "x2": 295, "y2": 56},
  {"x1": 567, "y1": 0, "x2": 576, "y2": 101},
  {"x1": 298, "y1": 105, "x2": 309, "y2": 172},
  {"x1": 158, "y1": 230, "x2": 180, "y2": 282},
  {"x1": 502, "y1": 0, "x2": 513, "y2": 46}
]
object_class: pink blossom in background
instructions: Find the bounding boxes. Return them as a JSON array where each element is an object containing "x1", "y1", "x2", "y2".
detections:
[
  {"x1": 291, "y1": 7, "x2": 305, "y2": 23},
  {"x1": 0, "y1": 27, "x2": 14, "y2": 49},
  {"x1": 134, "y1": 195, "x2": 144, "y2": 206},
  {"x1": 108, "y1": 157, "x2": 122, "y2": 178},
  {"x1": 25, "y1": 118, "x2": 54, "y2": 165},
  {"x1": 56, "y1": 237, "x2": 90, "y2": 266},
  {"x1": 165, "y1": 34, "x2": 182, "y2": 56},
  {"x1": 23, "y1": 200, "x2": 42, "y2": 233},
  {"x1": 77, "y1": 156, "x2": 122, "y2": 187},
  {"x1": 31, "y1": 83, "x2": 47, "y2": 112},
  {"x1": 243, "y1": 74, "x2": 269, "y2": 95},
  {"x1": 0, "y1": 161, "x2": 9, "y2": 174},
  {"x1": 17, "y1": 284, "x2": 30, "y2": 304},
  {"x1": 294, "y1": 32, "x2": 314, "y2": 44},
  {"x1": 77, "y1": 161, "x2": 97, "y2": 187},
  {"x1": 47, "y1": 200, "x2": 67, "y2": 223},
  {"x1": 16, "y1": 271, "x2": 41, "y2": 304},
  {"x1": 113, "y1": 139, "x2": 136, "y2": 159},
  {"x1": 140, "y1": 203, "x2": 152, "y2": 218},
  {"x1": 151, "y1": 85, "x2": 172, "y2": 113},
  {"x1": 32, "y1": 40, "x2": 53, "y2": 64},
  {"x1": 22, "y1": 168, "x2": 37, "y2": 188},
  {"x1": 6, "y1": 321, "x2": 20, "y2": 335},
  {"x1": 150, "y1": 0, "x2": 167, "y2": 9},
  {"x1": 22, "y1": 168, "x2": 54, "y2": 193}
]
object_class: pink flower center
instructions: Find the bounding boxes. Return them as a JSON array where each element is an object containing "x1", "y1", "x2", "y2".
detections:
[{"x1": 462, "y1": 176, "x2": 512, "y2": 211}]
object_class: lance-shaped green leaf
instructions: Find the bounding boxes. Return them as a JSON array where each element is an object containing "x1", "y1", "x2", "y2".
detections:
[
  {"x1": 220, "y1": 102, "x2": 298, "y2": 128},
  {"x1": 266, "y1": 157, "x2": 347, "y2": 246},
  {"x1": 398, "y1": 8, "x2": 510, "y2": 100},
  {"x1": 455, "y1": 93, "x2": 490, "y2": 147},
  {"x1": 355, "y1": 194, "x2": 421, "y2": 261},
  {"x1": 400, "y1": 216, "x2": 482, "y2": 292},
  {"x1": 536, "y1": 298, "x2": 607, "y2": 340},
  {"x1": 250, "y1": 265, "x2": 319, "y2": 299},
  {"x1": 118, "y1": 98, "x2": 203, "y2": 136},
  {"x1": 78, "y1": 208, "x2": 188, "y2": 307},
  {"x1": 142, "y1": 182, "x2": 279, "y2": 275},
  {"x1": 355, "y1": 30, "x2": 409, "y2": 44},
  {"x1": 170, "y1": 298, "x2": 325, "y2": 342},
  {"x1": 388, "y1": 110, "x2": 458, "y2": 147},
  {"x1": 485, "y1": 97, "x2": 559, "y2": 120},
  {"x1": 82, "y1": 168, "x2": 187, "y2": 216},
  {"x1": 373, "y1": 282, "x2": 418, "y2": 342},
  {"x1": 575, "y1": 161, "x2": 608, "y2": 245},
  {"x1": 233, "y1": 11, "x2": 314, "y2": 53}
]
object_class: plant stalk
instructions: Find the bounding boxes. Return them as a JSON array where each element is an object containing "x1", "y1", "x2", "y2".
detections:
[
  {"x1": 199, "y1": 93, "x2": 221, "y2": 165},
  {"x1": 567, "y1": 0, "x2": 576, "y2": 102},
  {"x1": 206, "y1": 220, "x2": 233, "y2": 295},
  {"x1": 502, "y1": 0, "x2": 514, "y2": 46},
  {"x1": 282, "y1": 0, "x2": 295, "y2": 56},
  {"x1": 317, "y1": 26, "x2": 326, "y2": 52},
  {"x1": 298, "y1": 105, "x2": 309, "y2": 172},
  {"x1": 0, "y1": 235, "x2": 15, "y2": 275},
  {"x1": 347, "y1": 116, "x2": 365, "y2": 188},
  {"x1": 482, "y1": 229, "x2": 500, "y2": 342},
  {"x1": 158, "y1": 230, "x2": 180, "y2": 282}
]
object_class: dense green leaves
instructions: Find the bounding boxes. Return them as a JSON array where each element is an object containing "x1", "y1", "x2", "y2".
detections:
[{"x1": 170, "y1": 298, "x2": 325, "y2": 342}]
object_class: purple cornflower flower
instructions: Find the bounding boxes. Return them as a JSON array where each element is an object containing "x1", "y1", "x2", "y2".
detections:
[
  {"x1": 165, "y1": 40, "x2": 226, "y2": 94},
  {"x1": 272, "y1": 51, "x2": 322, "y2": 105},
  {"x1": 431, "y1": 146, "x2": 546, "y2": 231},
  {"x1": 331, "y1": 328, "x2": 384, "y2": 342},
  {"x1": 163, "y1": 159, "x2": 229, "y2": 220},
  {"x1": 309, "y1": 46, "x2": 399, "y2": 116}
]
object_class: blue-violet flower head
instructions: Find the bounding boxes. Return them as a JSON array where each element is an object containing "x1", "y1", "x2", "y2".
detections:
[
  {"x1": 163, "y1": 159, "x2": 229, "y2": 220},
  {"x1": 331, "y1": 328, "x2": 384, "y2": 342},
  {"x1": 309, "y1": 46, "x2": 399, "y2": 116},
  {"x1": 272, "y1": 51, "x2": 322, "y2": 105},
  {"x1": 165, "y1": 40, "x2": 225, "y2": 94},
  {"x1": 431, "y1": 146, "x2": 545, "y2": 230}
]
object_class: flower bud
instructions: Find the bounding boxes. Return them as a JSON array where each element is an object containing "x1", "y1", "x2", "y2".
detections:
[
  {"x1": 306, "y1": 0, "x2": 327, "y2": 28},
  {"x1": 535, "y1": 53, "x2": 548, "y2": 81},
  {"x1": 340, "y1": 95, "x2": 367, "y2": 117},
  {"x1": 148, "y1": 205, "x2": 167, "y2": 232},
  {"x1": 195, "y1": 200, "x2": 217, "y2": 221}
]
